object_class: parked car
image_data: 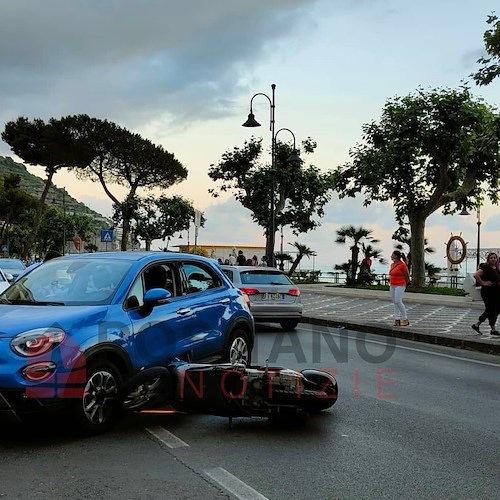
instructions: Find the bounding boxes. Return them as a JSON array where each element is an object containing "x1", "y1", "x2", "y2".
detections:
[
  {"x1": 0, "y1": 258, "x2": 26, "y2": 281},
  {"x1": 0, "y1": 268, "x2": 10, "y2": 293},
  {"x1": 0, "y1": 252, "x2": 254, "y2": 433},
  {"x1": 221, "y1": 265, "x2": 302, "y2": 330}
]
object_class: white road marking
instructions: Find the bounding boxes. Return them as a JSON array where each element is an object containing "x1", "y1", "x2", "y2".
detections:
[
  {"x1": 205, "y1": 467, "x2": 269, "y2": 500},
  {"x1": 297, "y1": 326, "x2": 500, "y2": 368},
  {"x1": 146, "y1": 426, "x2": 190, "y2": 448}
]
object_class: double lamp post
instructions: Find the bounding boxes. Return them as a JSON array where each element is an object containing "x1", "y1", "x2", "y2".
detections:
[{"x1": 242, "y1": 84, "x2": 300, "y2": 267}]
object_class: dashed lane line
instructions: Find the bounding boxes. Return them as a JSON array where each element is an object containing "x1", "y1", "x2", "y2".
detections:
[
  {"x1": 205, "y1": 467, "x2": 269, "y2": 500},
  {"x1": 146, "y1": 426, "x2": 190, "y2": 448}
]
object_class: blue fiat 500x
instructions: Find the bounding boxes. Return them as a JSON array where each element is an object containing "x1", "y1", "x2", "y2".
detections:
[{"x1": 0, "y1": 252, "x2": 254, "y2": 433}]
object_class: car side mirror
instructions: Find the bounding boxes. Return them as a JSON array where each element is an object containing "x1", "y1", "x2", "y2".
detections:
[{"x1": 144, "y1": 288, "x2": 171, "y2": 305}]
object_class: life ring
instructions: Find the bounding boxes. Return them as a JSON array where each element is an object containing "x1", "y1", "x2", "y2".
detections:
[{"x1": 446, "y1": 235, "x2": 466, "y2": 265}]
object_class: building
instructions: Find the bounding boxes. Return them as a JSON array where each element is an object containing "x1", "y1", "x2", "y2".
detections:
[{"x1": 175, "y1": 244, "x2": 266, "y2": 264}]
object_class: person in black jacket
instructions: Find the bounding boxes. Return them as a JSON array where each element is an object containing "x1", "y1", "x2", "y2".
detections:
[{"x1": 472, "y1": 252, "x2": 500, "y2": 335}]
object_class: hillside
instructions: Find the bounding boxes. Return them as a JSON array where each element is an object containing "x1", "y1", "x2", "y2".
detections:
[{"x1": 0, "y1": 155, "x2": 111, "y2": 224}]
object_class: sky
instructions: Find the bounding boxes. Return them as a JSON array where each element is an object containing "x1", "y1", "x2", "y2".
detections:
[{"x1": 0, "y1": 0, "x2": 499, "y2": 274}]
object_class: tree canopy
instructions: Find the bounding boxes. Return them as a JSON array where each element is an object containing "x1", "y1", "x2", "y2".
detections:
[
  {"x1": 473, "y1": 13, "x2": 500, "y2": 86},
  {"x1": 208, "y1": 136, "x2": 334, "y2": 262},
  {"x1": 70, "y1": 115, "x2": 187, "y2": 250},
  {"x1": 1, "y1": 116, "x2": 94, "y2": 256},
  {"x1": 332, "y1": 87, "x2": 500, "y2": 286}
]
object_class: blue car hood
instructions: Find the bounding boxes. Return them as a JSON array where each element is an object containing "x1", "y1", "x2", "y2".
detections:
[{"x1": 0, "y1": 304, "x2": 110, "y2": 338}]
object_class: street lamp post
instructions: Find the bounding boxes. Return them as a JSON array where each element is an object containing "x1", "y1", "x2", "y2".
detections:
[
  {"x1": 459, "y1": 205, "x2": 481, "y2": 269},
  {"x1": 476, "y1": 207, "x2": 481, "y2": 270},
  {"x1": 242, "y1": 85, "x2": 300, "y2": 267}
]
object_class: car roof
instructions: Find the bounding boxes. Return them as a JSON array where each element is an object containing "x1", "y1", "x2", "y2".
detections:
[
  {"x1": 57, "y1": 251, "x2": 212, "y2": 263},
  {"x1": 221, "y1": 265, "x2": 282, "y2": 272}
]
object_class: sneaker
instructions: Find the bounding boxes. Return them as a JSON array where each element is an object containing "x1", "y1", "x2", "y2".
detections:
[
  {"x1": 490, "y1": 330, "x2": 500, "y2": 336},
  {"x1": 471, "y1": 324, "x2": 482, "y2": 335}
]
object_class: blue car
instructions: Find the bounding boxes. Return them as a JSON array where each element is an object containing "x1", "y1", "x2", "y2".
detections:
[{"x1": 0, "y1": 252, "x2": 254, "y2": 433}]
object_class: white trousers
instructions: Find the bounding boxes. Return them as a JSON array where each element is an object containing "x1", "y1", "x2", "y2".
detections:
[{"x1": 390, "y1": 285, "x2": 407, "y2": 320}]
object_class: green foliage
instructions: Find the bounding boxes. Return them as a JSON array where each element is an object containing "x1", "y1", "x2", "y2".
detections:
[
  {"x1": 208, "y1": 136, "x2": 334, "y2": 257},
  {"x1": 290, "y1": 270, "x2": 321, "y2": 284},
  {"x1": 287, "y1": 242, "x2": 316, "y2": 277},
  {"x1": 125, "y1": 194, "x2": 196, "y2": 250},
  {"x1": 332, "y1": 86, "x2": 500, "y2": 286},
  {"x1": 343, "y1": 284, "x2": 466, "y2": 296},
  {"x1": 1, "y1": 116, "x2": 95, "y2": 256},
  {"x1": 472, "y1": 13, "x2": 500, "y2": 86},
  {"x1": 334, "y1": 225, "x2": 380, "y2": 284}
]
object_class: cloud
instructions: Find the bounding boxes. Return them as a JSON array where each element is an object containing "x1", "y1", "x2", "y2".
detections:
[{"x1": 0, "y1": 0, "x2": 319, "y2": 136}]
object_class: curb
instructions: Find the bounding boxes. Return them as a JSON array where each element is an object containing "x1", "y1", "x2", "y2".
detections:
[{"x1": 301, "y1": 316, "x2": 500, "y2": 356}]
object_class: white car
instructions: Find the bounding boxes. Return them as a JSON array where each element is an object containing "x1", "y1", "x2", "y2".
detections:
[
  {"x1": 0, "y1": 268, "x2": 11, "y2": 293},
  {"x1": 221, "y1": 265, "x2": 303, "y2": 330}
]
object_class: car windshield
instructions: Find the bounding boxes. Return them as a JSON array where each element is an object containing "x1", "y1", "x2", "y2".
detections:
[
  {"x1": 0, "y1": 259, "x2": 25, "y2": 270},
  {"x1": 0, "y1": 258, "x2": 132, "y2": 305},
  {"x1": 240, "y1": 271, "x2": 292, "y2": 285}
]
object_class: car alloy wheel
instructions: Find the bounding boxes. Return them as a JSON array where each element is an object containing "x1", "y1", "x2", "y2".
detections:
[
  {"x1": 226, "y1": 330, "x2": 251, "y2": 365},
  {"x1": 83, "y1": 369, "x2": 119, "y2": 425},
  {"x1": 72, "y1": 361, "x2": 122, "y2": 434}
]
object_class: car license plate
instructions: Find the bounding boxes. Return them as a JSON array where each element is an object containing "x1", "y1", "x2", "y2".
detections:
[{"x1": 262, "y1": 293, "x2": 284, "y2": 300}]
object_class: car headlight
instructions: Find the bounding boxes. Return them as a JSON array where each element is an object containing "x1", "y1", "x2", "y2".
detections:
[{"x1": 11, "y1": 328, "x2": 66, "y2": 357}]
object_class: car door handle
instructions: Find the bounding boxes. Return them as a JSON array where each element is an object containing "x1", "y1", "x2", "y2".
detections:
[
  {"x1": 219, "y1": 298, "x2": 230, "y2": 304},
  {"x1": 176, "y1": 308, "x2": 192, "y2": 315}
]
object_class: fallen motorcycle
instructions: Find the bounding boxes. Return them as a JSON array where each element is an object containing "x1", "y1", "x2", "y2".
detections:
[{"x1": 121, "y1": 361, "x2": 338, "y2": 422}]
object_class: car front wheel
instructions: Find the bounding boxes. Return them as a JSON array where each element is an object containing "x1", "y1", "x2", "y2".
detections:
[
  {"x1": 72, "y1": 361, "x2": 122, "y2": 435},
  {"x1": 224, "y1": 329, "x2": 251, "y2": 365}
]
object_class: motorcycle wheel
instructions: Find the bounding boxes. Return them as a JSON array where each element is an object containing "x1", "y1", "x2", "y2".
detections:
[
  {"x1": 300, "y1": 369, "x2": 338, "y2": 413},
  {"x1": 71, "y1": 361, "x2": 122, "y2": 435},
  {"x1": 121, "y1": 367, "x2": 172, "y2": 411},
  {"x1": 224, "y1": 329, "x2": 251, "y2": 365}
]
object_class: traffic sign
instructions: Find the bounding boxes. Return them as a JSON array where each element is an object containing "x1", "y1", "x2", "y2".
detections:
[{"x1": 101, "y1": 229, "x2": 114, "y2": 243}]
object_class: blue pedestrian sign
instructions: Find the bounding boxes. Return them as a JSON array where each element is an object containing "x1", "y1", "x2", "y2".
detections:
[
  {"x1": 100, "y1": 229, "x2": 114, "y2": 243},
  {"x1": 0, "y1": 244, "x2": 8, "y2": 252}
]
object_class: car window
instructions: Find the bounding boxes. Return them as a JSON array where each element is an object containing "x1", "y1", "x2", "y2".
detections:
[
  {"x1": 2, "y1": 258, "x2": 131, "y2": 305},
  {"x1": 240, "y1": 271, "x2": 292, "y2": 285},
  {"x1": 125, "y1": 263, "x2": 178, "y2": 310},
  {"x1": 0, "y1": 259, "x2": 25, "y2": 270},
  {"x1": 181, "y1": 262, "x2": 222, "y2": 294},
  {"x1": 222, "y1": 269, "x2": 233, "y2": 282}
]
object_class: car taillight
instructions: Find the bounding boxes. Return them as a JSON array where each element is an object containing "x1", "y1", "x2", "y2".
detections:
[
  {"x1": 240, "y1": 288, "x2": 260, "y2": 295},
  {"x1": 288, "y1": 288, "x2": 300, "y2": 296}
]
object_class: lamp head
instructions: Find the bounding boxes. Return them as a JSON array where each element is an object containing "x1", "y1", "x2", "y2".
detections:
[
  {"x1": 459, "y1": 208, "x2": 470, "y2": 216},
  {"x1": 287, "y1": 149, "x2": 301, "y2": 166},
  {"x1": 242, "y1": 112, "x2": 261, "y2": 127}
]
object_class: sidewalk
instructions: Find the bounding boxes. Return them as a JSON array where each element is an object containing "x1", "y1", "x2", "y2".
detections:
[{"x1": 299, "y1": 284, "x2": 500, "y2": 356}]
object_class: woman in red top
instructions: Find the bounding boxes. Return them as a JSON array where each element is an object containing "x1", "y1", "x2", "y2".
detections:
[{"x1": 389, "y1": 250, "x2": 410, "y2": 326}]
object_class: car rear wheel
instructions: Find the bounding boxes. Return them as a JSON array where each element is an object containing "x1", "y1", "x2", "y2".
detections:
[
  {"x1": 280, "y1": 319, "x2": 299, "y2": 331},
  {"x1": 224, "y1": 329, "x2": 251, "y2": 365},
  {"x1": 72, "y1": 361, "x2": 122, "y2": 435}
]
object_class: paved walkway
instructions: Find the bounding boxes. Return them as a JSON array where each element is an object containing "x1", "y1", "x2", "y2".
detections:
[{"x1": 299, "y1": 285, "x2": 500, "y2": 355}]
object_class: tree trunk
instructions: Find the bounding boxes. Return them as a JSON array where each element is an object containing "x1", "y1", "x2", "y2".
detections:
[
  {"x1": 288, "y1": 256, "x2": 302, "y2": 277},
  {"x1": 349, "y1": 246, "x2": 360, "y2": 284},
  {"x1": 22, "y1": 170, "x2": 55, "y2": 258},
  {"x1": 121, "y1": 217, "x2": 130, "y2": 251},
  {"x1": 409, "y1": 216, "x2": 426, "y2": 287},
  {"x1": 145, "y1": 239, "x2": 152, "y2": 251}
]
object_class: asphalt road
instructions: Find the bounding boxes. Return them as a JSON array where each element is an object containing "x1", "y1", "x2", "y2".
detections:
[{"x1": 0, "y1": 324, "x2": 499, "y2": 499}]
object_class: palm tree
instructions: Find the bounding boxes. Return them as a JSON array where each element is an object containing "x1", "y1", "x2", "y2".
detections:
[
  {"x1": 335, "y1": 225, "x2": 379, "y2": 285},
  {"x1": 287, "y1": 242, "x2": 317, "y2": 277},
  {"x1": 357, "y1": 243, "x2": 387, "y2": 284}
]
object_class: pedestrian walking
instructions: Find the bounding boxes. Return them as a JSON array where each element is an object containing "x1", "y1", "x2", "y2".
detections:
[
  {"x1": 471, "y1": 252, "x2": 500, "y2": 336},
  {"x1": 259, "y1": 256, "x2": 268, "y2": 267},
  {"x1": 389, "y1": 250, "x2": 410, "y2": 327}
]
